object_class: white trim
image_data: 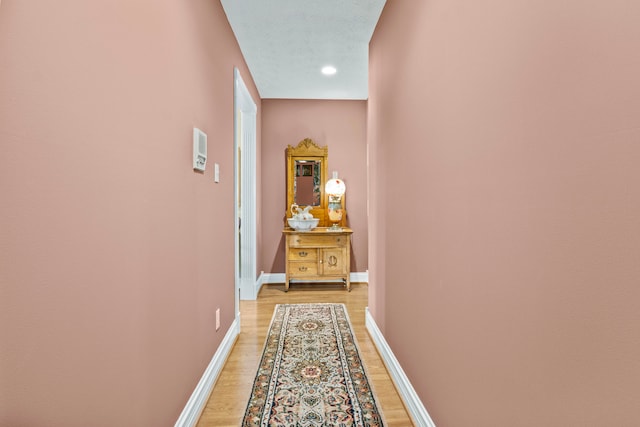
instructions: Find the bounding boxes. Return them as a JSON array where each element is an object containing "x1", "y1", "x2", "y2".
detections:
[
  {"x1": 234, "y1": 68, "x2": 258, "y2": 302},
  {"x1": 260, "y1": 272, "x2": 368, "y2": 285},
  {"x1": 365, "y1": 308, "x2": 437, "y2": 427},
  {"x1": 262, "y1": 273, "x2": 286, "y2": 284},
  {"x1": 350, "y1": 271, "x2": 369, "y2": 283},
  {"x1": 255, "y1": 271, "x2": 266, "y2": 296},
  {"x1": 174, "y1": 316, "x2": 241, "y2": 427}
]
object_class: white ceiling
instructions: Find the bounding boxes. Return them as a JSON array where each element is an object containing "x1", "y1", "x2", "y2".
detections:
[{"x1": 220, "y1": 0, "x2": 387, "y2": 100}]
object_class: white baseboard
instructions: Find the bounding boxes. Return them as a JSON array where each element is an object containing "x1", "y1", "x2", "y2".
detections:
[
  {"x1": 255, "y1": 272, "x2": 265, "y2": 296},
  {"x1": 365, "y1": 308, "x2": 437, "y2": 427},
  {"x1": 262, "y1": 272, "x2": 286, "y2": 285},
  {"x1": 350, "y1": 271, "x2": 369, "y2": 283},
  {"x1": 174, "y1": 315, "x2": 241, "y2": 427},
  {"x1": 261, "y1": 271, "x2": 368, "y2": 285},
  {"x1": 240, "y1": 273, "x2": 266, "y2": 300}
]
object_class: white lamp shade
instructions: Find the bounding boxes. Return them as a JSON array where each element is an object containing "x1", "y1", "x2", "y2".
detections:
[{"x1": 325, "y1": 178, "x2": 346, "y2": 196}]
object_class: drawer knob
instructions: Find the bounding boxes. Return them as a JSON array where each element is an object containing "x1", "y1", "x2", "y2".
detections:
[
  {"x1": 299, "y1": 266, "x2": 308, "y2": 272},
  {"x1": 299, "y1": 251, "x2": 308, "y2": 257}
]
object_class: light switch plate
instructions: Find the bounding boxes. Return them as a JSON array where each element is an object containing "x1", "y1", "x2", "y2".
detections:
[{"x1": 214, "y1": 163, "x2": 220, "y2": 182}]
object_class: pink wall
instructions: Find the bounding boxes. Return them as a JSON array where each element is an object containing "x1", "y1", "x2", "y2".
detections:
[
  {"x1": 0, "y1": 1, "x2": 260, "y2": 426},
  {"x1": 369, "y1": 0, "x2": 640, "y2": 425},
  {"x1": 261, "y1": 100, "x2": 368, "y2": 274}
]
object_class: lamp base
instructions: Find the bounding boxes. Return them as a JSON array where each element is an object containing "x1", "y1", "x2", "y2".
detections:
[{"x1": 327, "y1": 207, "x2": 343, "y2": 231}]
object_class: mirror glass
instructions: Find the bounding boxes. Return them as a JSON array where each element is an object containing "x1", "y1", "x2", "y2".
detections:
[
  {"x1": 286, "y1": 138, "x2": 329, "y2": 227},
  {"x1": 294, "y1": 160, "x2": 321, "y2": 206}
]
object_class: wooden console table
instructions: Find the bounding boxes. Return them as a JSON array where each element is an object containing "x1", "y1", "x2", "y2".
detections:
[{"x1": 283, "y1": 227, "x2": 353, "y2": 292}]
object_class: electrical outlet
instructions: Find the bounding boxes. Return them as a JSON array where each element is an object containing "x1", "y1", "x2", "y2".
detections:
[{"x1": 215, "y1": 308, "x2": 220, "y2": 331}]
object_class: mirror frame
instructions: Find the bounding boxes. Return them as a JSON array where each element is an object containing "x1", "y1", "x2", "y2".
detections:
[{"x1": 286, "y1": 138, "x2": 329, "y2": 226}]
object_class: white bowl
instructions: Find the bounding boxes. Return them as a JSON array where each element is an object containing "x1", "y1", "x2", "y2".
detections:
[{"x1": 287, "y1": 218, "x2": 319, "y2": 231}]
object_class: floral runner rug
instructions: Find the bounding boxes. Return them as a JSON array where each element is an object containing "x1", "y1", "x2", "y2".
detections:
[{"x1": 242, "y1": 303, "x2": 385, "y2": 426}]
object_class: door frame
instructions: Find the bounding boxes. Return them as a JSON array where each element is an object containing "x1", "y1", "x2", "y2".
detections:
[{"x1": 234, "y1": 68, "x2": 258, "y2": 317}]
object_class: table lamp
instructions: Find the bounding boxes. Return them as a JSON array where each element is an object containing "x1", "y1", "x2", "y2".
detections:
[{"x1": 325, "y1": 171, "x2": 346, "y2": 230}]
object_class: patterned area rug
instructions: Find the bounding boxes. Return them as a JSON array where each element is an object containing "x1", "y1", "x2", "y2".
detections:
[{"x1": 243, "y1": 303, "x2": 385, "y2": 426}]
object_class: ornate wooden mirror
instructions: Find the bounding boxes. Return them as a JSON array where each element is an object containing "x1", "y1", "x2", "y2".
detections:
[{"x1": 286, "y1": 138, "x2": 329, "y2": 226}]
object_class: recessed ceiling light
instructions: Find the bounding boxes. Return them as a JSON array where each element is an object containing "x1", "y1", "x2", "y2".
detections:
[{"x1": 321, "y1": 66, "x2": 337, "y2": 76}]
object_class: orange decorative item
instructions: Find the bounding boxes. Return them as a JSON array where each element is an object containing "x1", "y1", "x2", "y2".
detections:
[{"x1": 325, "y1": 172, "x2": 346, "y2": 230}]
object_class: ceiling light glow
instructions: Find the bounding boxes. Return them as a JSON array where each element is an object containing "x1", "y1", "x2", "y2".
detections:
[{"x1": 321, "y1": 66, "x2": 337, "y2": 76}]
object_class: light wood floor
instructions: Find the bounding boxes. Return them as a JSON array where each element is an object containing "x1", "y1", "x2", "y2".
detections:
[{"x1": 196, "y1": 282, "x2": 414, "y2": 426}]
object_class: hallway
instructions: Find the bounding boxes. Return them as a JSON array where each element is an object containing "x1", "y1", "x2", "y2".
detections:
[{"x1": 196, "y1": 283, "x2": 413, "y2": 426}]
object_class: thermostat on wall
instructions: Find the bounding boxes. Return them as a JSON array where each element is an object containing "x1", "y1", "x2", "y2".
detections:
[{"x1": 193, "y1": 128, "x2": 207, "y2": 172}]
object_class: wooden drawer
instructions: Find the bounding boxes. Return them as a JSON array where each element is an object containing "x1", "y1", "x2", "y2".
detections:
[
  {"x1": 288, "y1": 234, "x2": 346, "y2": 248},
  {"x1": 288, "y1": 248, "x2": 317, "y2": 261},
  {"x1": 288, "y1": 261, "x2": 318, "y2": 277}
]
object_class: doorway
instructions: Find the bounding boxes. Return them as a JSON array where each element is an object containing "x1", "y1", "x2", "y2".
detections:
[{"x1": 234, "y1": 68, "x2": 258, "y2": 319}]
